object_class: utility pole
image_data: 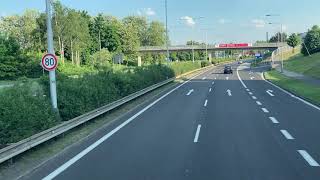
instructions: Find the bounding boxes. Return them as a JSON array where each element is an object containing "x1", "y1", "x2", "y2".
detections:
[
  {"x1": 205, "y1": 31, "x2": 208, "y2": 61},
  {"x1": 165, "y1": 0, "x2": 170, "y2": 62},
  {"x1": 46, "y1": 0, "x2": 58, "y2": 110}
]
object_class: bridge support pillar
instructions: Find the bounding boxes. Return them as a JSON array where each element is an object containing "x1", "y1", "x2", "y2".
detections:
[
  {"x1": 208, "y1": 52, "x2": 212, "y2": 63},
  {"x1": 138, "y1": 56, "x2": 142, "y2": 66}
]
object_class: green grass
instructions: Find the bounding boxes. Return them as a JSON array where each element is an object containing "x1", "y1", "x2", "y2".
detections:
[
  {"x1": 265, "y1": 70, "x2": 320, "y2": 105},
  {"x1": 284, "y1": 52, "x2": 320, "y2": 79}
]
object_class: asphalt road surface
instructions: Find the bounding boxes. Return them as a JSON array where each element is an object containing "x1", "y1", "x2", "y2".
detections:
[{"x1": 22, "y1": 63, "x2": 320, "y2": 180}]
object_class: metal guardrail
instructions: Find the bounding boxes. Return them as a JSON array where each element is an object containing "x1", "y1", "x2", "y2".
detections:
[{"x1": 0, "y1": 65, "x2": 213, "y2": 164}]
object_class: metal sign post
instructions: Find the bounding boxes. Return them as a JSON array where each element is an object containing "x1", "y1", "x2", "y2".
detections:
[{"x1": 45, "y1": 0, "x2": 58, "y2": 110}]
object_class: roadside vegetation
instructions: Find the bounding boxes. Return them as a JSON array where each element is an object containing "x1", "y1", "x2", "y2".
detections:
[{"x1": 265, "y1": 70, "x2": 320, "y2": 105}]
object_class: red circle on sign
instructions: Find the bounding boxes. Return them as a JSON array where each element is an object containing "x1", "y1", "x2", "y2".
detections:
[{"x1": 42, "y1": 54, "x2": 58, "y2": 71}]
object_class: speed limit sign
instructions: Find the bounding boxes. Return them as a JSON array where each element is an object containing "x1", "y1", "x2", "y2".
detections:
[{"x1": 42, "y1": 53, "x2": 58, "y2": 71}]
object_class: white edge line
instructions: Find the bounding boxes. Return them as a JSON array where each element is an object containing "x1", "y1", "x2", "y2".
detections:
[
  {"x1": 194, "y1": 124, "x2": 202, "y2": 143},
  {"x1": 269, "y1": 117, "x2": 279, "y2": 123},
  {"x1": 261, "y1": 73, "x2": 320, "y2": 111},
  {"x1": 298, "y1": 150, "x2": 320, "y2": 167},
  {"x1": 280, "y1": 130, "x2": 294, "y2": 140},
  {"x1": 237, "y1": 66, "x2": 247, "y2": 88},
  {"x1": 42, "y1": 68, "x2": 212, "y2": 180}
]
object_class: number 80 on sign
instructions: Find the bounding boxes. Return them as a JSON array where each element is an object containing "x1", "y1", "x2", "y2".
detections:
[{"x1": 41, "y1": 54, "x2": 58, "y2": 71}]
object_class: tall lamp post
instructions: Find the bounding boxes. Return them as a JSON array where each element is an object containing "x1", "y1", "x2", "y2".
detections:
[
  {"x1": 165, "y1": 0, "x2": 170, "y2": 62},
  {"x1": 266, "y1": 14, "x2": 284, "y2": 73}
]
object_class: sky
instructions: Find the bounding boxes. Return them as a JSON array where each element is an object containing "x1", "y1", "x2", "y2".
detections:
[{"x1": 1, "y1": 0, "x2": 319, "y2": 45}]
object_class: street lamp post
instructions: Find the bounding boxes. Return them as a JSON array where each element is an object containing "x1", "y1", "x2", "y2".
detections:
[
  {"x1": 266, "y1": 14, "x2": 284, "y2": 73},
  {"x1": 165, "y1": 0, "x2": 170, "y2": 62}
]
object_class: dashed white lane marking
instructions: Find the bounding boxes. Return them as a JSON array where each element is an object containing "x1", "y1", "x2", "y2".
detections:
[
  {"x1": 280, "y1": 130, "x2": 294, "y2": 140},
  {"x1": 212, "y1": 81, "x2": 215, "y2": 85},
  {"x1": 256, "y1": 101, "x2": 262, "y2": 106},
  {"x1": 246, "y1": 89, "x2": 250, "y2": 92},
  {"x1": 204, "y1": 100, "x2": 208, "y2": 107},
  {"x1": 202, "y1": 77, "x2": 207, "y2": 80},
  {"x1": 262, "y1": 108, "x2": 269, "y2": 113},
  {"x1": 269, "y1": 117, "x2": 279, "y2": 123},
  {"x1": 227, "y1": 89, "x2": 232, "y2": 96},
  {"x1": 194, "y1": 124, "x2": 202, "y2": 143},
  {"x1": 209, "y1": 88, "x2": 212, "y2": 92},
  {"x1": 186, "y1": 89, "x2": 194, "y2": 96},
  {"x1": 249, "y1": 92, "x2": 253, "y2": 95},
  {"x1": 252, "y1": 96, "x2": 257, "y2": 100},
  {"x1": 298, "y1": 150, "x2": 320, "y2": 167}
]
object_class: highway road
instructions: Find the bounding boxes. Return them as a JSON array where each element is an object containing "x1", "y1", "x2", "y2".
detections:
[{"x1": 22, "y1": 63, "x2": 320, "y2": 180}]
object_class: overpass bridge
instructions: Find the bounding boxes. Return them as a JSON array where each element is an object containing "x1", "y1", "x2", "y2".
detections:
[{"x1": 139, "y1": 43, "x2": 287, "y2": 53}]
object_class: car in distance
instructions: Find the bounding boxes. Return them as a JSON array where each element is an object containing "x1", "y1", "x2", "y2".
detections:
[{"x1": 224, "y1": 65, "x2": 233, "y2": 74}]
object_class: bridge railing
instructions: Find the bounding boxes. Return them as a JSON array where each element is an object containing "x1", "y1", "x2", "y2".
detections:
[{"x1": 140, "y1": 43, "x2": 287, "y2": 51}]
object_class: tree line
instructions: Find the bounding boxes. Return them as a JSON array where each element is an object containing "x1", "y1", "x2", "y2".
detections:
[{"x1": 0, "y1": 1, "x2": 166, "y2": 69}]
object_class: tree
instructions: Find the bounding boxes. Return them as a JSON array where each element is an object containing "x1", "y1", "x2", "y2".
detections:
[
  {"x1": 302, "y1": 25, "x2": 320, "y2": 56},
  {"x1": 269, "y1": 32, "x2": 287, "y2": 43},
  {"x1": 121, "y1": 21, "x2": 140, "y2": 60},
  {"x1": 146, "y1": 21, "x2": 166, "y2": 46},
  {"x1": 287, "y1": 33, "x2": 301, "y2": 52},
  {"x1": 122, "y1": 16, "x2": 148, "y2": 46},
  {"x1": 89, "y1": 48, "x2": 113, "y2": 67}
]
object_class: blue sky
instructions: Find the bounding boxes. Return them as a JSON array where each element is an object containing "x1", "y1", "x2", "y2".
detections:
[{"x1": 1, "y1": 0, "x2": 319, "y2": 45}]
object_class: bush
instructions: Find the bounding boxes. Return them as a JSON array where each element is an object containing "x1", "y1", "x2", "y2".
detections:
[
  {"x1": 42, "y1": 64, "x2": 175, "y2": 121},
  {"x1": 169, "y1": 61, "x2": 202, "y2": 76},
  {"x1": 302, "y1": 25, "x2": 320, "y2": 56},
  {"x1": 201, "y1": 60, "x2": 211, "y2": 67},
  {"x1": 0, "y1": 82, "x2": 58, "y2": 145}
]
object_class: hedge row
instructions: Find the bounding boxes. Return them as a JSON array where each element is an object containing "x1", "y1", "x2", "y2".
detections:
[{"x1": 0, "y1": 62, "x2": 205, "y2": 144}]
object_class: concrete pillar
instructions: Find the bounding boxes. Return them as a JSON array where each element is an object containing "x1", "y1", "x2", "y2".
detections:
[
  {"x1": 138, "y1": 56, "x2": 142, "y2": 67},
  {"x1": 208, "y1": 52, "x2": 212, "y2": 63}
]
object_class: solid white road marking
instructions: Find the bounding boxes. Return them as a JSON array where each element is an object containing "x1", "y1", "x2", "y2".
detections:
[
  {"x1": 237, "y1": 67, "x2": 247, "y2": 88},
  {"x1": 269, "y1": 117, "x2": 279, "y2": 123},
  {"x1": 252, "y1": 96, "x2": 257, "y2": 100},
  {"x1": 261, "y1": 73, "x2": 320, "y2": 111},
  {"x1": 266, "y1": 89, "x2": 275, "y2": 97},
  {"x1": 298, "y1": 150, "x2": 320, "y2": 167},
  {"x1": 204, "y1": 100, "x2": 208, "y2": 107},
  {"x1": 209, "y1": 88, "x2": 212, "y2": 92},
  {"x1": 42, "y1": 67, "x2": 213, "y2": 180},
  {"x1": 202, "y1": 77, "x2": 207, "y2": 80},
  {"x1": 194, "y1": 124, "x2": 202, "y2": 143},
  {"x1": 280, "y1": 130, "x2": 294, "y2": 140},
  {"x1": 248, "y1": 92, "x2": 253, "y2": 95},
  {"x1": 186, "y1": 89, "x2": 194, "y2": 96},
  {"x1": 262, "y1": 108, "x2": 269, "y2": 113},
  {"x1": 227, "y1": 89, "x2": 232, "y2": 96},
  {"x1": 256, "y1": 101, "x2": 262, "y2": 106}
]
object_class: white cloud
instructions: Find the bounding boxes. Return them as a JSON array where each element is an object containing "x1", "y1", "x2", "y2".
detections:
[
  {"x1": 180, "y1": 16, "x2": 195, "y2": 27},
  {"x1": 137, "y1": 8, "x2": 156, "y2": 16},
  {"x1": 145, "y1": 8, "x2": 155, "y2": 16},
  {"x1": 252, "y1": 19, "x2": 266, "y2": 28}
]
